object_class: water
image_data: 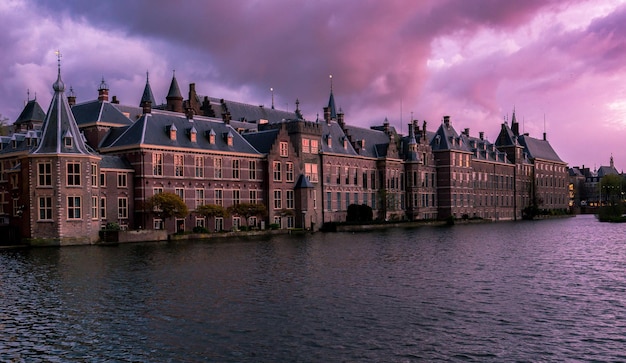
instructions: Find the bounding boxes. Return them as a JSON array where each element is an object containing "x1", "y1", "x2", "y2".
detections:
[{"x1": 2, "y1": 215, "x2": 626, "y2": 362}]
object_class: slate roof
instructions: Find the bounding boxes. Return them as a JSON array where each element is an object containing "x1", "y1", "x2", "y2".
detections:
[
  {"x1": 466, "y1": 135, "x2": 510, "y2": 163},
  {"x1": 140, "y1": 73, "x2": 157, "y2": 107},
  {"x1": 72, "y1": 100, "x2": 133, "y2": 127},
  {"x1": 597, "y1": 165, "x2": 619, "y2": 177},
  {"x1": 242, "y1": 129, "x2": 279, "y2": 153},
  {"x1": 207, "y1": 97, "x2": 297, "y2": 124},
  {"x1": 295, "y1": 174, "x2": 314, "y2": 189},
  {"x1": 517, "y1": 135, "x2": 564, "y2": 163},
  {"x1": 319, "y1": 121, "x2": 358, "y2": 156},
  {"x1": 31, "y1": 69, "x2": 95, "y2": 156},
  {"x1": 15, "y1": 100, "x2": 46, "y2": 125},
  {"x1": 100, "y1": 154, "x2": 133, "y2": 170},
  {"x1": 341, "y1": 123, "x2": 391, "y2": 158},
  {"x1": 103, "y1": 110, "x2": 260, "y2": 155},
  {"x1": 430, "y1": 120, "x2": 472, "y2": 152},
  {"x1": 167, "y1": 75, "x2": 182, "y2": 99}
]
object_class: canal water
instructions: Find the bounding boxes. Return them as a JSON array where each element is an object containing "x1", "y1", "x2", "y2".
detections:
[{"x1": 2, "y1": 215, "x2": 626, "y2": 362}]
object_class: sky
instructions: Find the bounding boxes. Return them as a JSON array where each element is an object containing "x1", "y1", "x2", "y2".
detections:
[{"x1": 1, "y1": 0, "x2": 626, "y2": 171}]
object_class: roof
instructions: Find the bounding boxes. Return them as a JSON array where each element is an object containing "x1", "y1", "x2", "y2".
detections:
[
  {"x1": 103, "y1": 110, "x2": 260, "y2": 155},
  {"x1": 207, "y1": 97, "x2": 297, "y2": 124},
  {"x1": 72, "y1": 100, "x2": 133, "y2": 127},
  {"x1": 31, "y1": 68, "x2": 95, "y2": 156},
  {"x1": 140, "y1": 74, "x2": 157, "y2": 107},
  {"x1": 15, "y1": 100, "x2": 46, "y2": 125},
  {"x1": 517, "y1": 135, "x2": 564, "y2": 163},
  {"x1": 341, "y1": 123, "x2": 391, "y2": 158},
  {"x1": 242, "y1": 129, "x2": 279, "y2": 153},
  {"x1": 319, "y1": 121, "x2": 358, "y2": 156},
  {"x1": 167, "y1": 75, "x2": 182, "y2": 99},
  {"x1": 430, "y1": 119, "x2": 472, "y2": 153},
  {"x1": 295, "y1": 174, "x2": 314, "y2": 189},
  {"x1": 100, "y1": 154, "x2": 133, "y2": 170}
]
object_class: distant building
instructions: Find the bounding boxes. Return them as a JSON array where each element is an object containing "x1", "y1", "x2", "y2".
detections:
[
  {"x1": 0, "y1": 65, "x2": 569, "y2": 245},
  {"x1": 569, "y1": 156, "x2": 623, "y2": 210}
]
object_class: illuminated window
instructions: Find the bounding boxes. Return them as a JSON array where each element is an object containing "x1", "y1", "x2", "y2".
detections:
[{"x1": 279, "y1": 141, "x2": 288, "y2": 157}]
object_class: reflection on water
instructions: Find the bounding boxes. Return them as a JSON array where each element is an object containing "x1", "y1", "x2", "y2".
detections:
[{"x1": 2, "y1": 215, "x2": 626, "y2": 362}]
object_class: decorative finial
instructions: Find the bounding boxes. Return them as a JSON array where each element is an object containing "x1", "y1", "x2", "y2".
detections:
[
  {"x1": 329, "y1": 74, "x2": 333, "y2": 92},
  {"x1": 27, "y1": 89, "x2": 30, "y2": 101},
  {"x1": 295, "y1": 98, "x2": 300, "y2": 111},
  {"x1": 52, "y1": 49, "x2": 65, "y2": 92},
  {"x1": 146, "y1": 71, "x2": 149, "y2": 82}
]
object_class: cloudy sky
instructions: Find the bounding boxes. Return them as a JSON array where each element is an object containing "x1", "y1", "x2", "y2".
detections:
[{"x1": 2, "y1": 0, "x2": 625, "y2": 171}]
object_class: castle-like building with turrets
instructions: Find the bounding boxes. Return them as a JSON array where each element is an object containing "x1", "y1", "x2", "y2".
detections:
[{"x1": 0, "y1": 64, "x2": 569, "y2": 245}]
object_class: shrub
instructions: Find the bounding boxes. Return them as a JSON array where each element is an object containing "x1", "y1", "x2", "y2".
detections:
[
  {"x1": 192, "y1": 226, "x2": 209, "y2": 233},
  {"x1": 104, "y1": 222, "x2": 121, "y2": 231}
]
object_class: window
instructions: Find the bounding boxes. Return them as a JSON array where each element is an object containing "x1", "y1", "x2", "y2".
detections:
[
  {"x1": 305, "y1": 163, "x2": 318, "y2": 182},
  {"x1": 311, "y1": 139, "x2": 319, "y2": 154},
  {"x1": 67, "y1": 162, "x2": 81, "y2": 186},
  {"x1": 117, "y1": 173, "x2": 127, "y2": 188},
  {"x1": 39, "y1": 196, "x2": 52, "y2": 220},
  {"x1": 279, "y1": 141, "x2": 288, "y2": 157},
  {"x1": 118, "y1": 198, "x2": 128, "y2": 219},
  {"x1": 286, "y1": 190, "x2": 294, "y2": 209},
  {"x1": 154, "y1": 218, "x2": 163, "y2": 230},
  {"x1": 233, "y1": 189, "x2": 240, "y2": 205},
  {"x1": 249, "y1": 160, "x2": 257, "y2": 180},
  {"x1": 286, "y1": 162, "x2": 294, "y2": 182},
  {"x1": 195, "y1": 157, "x2": 204, "y2": 178},
  {"x1": 273, "y1": 161, "x2": 281, "y2": 181},
  {"x1": 195, "y1": 217, "x2": 205, "y2": 228},
  {"x1": 233, "y1": 217, "x2": 241, "y2": 230},
  {"x1": 100, "y1": 172, "x2": 106, "y2": 187},
  {"x1": 287, "y1": 216, "x2": 294, "y2": 228},
  {"x1": 153, "y1": 187, "x2": 163, "y2": 195},
  {"x1": 38, "y1": 162, "x2": 52, "y2": 186},
  {"x1": 215, "y1": 158, "x2": 222, "y2": 179},
  {"x1": 353, "y1": 168, "x2": 358, "y2": 185},
  {"x1": 91, "y1": 163, "x2": 98, "y2": 187},
  {"x1": 175, "y1": 188, "x2": 184, "y2": 201},
  {"x1": 337, "y1": 192, "x2": 341, "y2": 210},
  {"x1": 195, "y1": 189, "x2": 204, "y2": 208},
  {"x1": 100, "y1": 198, "x2": 106, "y2": 219},
  {"x1": 273, "y1": 190, "x2": 282, "y2": 209},
  {"x1": 174, "y1": 154, "x2": 184, "y2": 177},
  {"x1": 153, "y1": 153, "x2": 163, "y2": 176},
  {"x1": 363, "y1": 172, "x2": 368, "y2": 189},
  {"x1": 345, "y1": 167, "x2": 349, "y2": 185},
  {"x1": 215, "y1": 189, "x2": 223, "y2": 206},
  {"x1": 302, "y1": 139, "x2": 310, "y2": 153},
  {"x1": 336, "y1": 167, "x2": 341, "y2": 184},
  {"x1": 92, "y1": 196, "x2": 98, "y2": 220},
  {"x1": 67, "y1": 196, "x2": 81, "y2": 219},
  {"x1": 232, "y1": 159, "x2": 240, "y2": 179},
  {"x1": 249, "y1": 190, "x2": 258, "y2": 204},
  {"x1": 327, "y1": 192, "x2": 332, "y2": 211},
  {"x1": 64, "y1": 135, "x2": 73, "y2": 148},
  {"x1": 215, "y1": 217, "x2": 224, "y2": 232}
]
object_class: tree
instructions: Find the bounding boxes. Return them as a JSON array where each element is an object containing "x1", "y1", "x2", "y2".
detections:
[
  {"x1": 0, "y1": 114, "x2": 9, "y2": 136},
  {"x1": 147, "y1": 192, "x2": 189, "y2": 222},
  {"x1": 196, "y1": 204, "x2": 229, "y2": 219},
  {"x1": 227, "y1": 203, "x2": 267, "y2": 227},
  {"x1": 597, "y1": 174, "x2": 626, "y2": 222},
  {"x1": 346, "y1": 204, "x2": 373, "y2": 222}
]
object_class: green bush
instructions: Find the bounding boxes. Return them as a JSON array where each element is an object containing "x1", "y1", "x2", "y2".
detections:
[
  {"x1": 269, "y1": 223, "x2": 280, "y2": 230},
  {"x1": 104, "y1": 222, "x2": 121, "y2": 231},
  {"x1": 192, "y1": 226, "x2": 209, "y2": 233}
]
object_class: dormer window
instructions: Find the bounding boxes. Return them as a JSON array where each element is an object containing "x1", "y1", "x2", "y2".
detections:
[
  {"x1": 189, "y1": 126, "x2": 197, "y2": 143},
  {"x1": 11, "y1": 139, "x2": 17, "y2": 149},
  {"x1": 208, "y1": 129, "x2": 216, "y2": 144},
  {"x1": 326, "y1": 134, "x2": 332, "y2": 147},
  {"x1": 226, "y1": 131, "x2": 234, "y2": 146},
  {"x1": 63, "y1": 129, "x2": 73, "y2": 148},
  {"x1": 168, "y1": 124, "x2": 177, "y2": 141},
  {"x1": 343, "y1": 137, "x2": 348, "y2": 149}
]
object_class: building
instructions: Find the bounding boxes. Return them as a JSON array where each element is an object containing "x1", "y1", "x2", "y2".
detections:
[{"x1": 0, "y1": 64, "x2": 569, "y2": 245}]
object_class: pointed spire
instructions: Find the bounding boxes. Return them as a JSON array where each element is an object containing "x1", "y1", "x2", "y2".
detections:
[
  {"x1": 32, "y1": 52, "x2": 93, "y2": 155},
  {"x1": 140, "y1": 71, "x2": 157, "y2": 108},
  {"x1": 166, "y1": 70, "x2": 183, "y2": 112},
  {"x1": 270, "y1": 87, "x2": 274, "y2": 109},
  {"x1": 327, "y1": 74, "x2": 337, "y2": 120}
]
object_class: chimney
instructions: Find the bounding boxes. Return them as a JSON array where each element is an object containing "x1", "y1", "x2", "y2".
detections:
[
  {"x1": 222, "y1": 111, "x2": 231, "y2": 125},
  {"x1": 443, "y1": 115, "x2": 450, "y2": 128},
  {"x1": 67, "y1": 89, "x2": 76, "y2": 107},
  {"x1": 337, "y1": 110, "x2": 345, "y2": 128},
  {"x1": 479, "y1": 131, "x2": 484, "y2": 140},
  {"x1": 142, "y1": 100, "x2": 152, "y2": 114},
  {"x1": 186, "y1": 108, "x2": 195, "y2": 121},
  {"x1": 111, "y1": 96, "x2": 119, "y2": 104},
  {"x1": 422, "y1": 120, "x2": 427, "y2": 141},
  {"x1": 543, "y1": 132, "x2": 546, "y2": 141},
  {"x1": 464, "y1": 128, "x2": 470, "y2": 136},
  {"x1": 323, "y1": 106, "x2": 331, "y2": 124}
]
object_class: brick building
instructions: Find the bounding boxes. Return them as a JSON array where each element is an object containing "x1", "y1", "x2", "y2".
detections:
[{"x1": 0, "y1": 65, "x2": 569, "y2": 245}]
